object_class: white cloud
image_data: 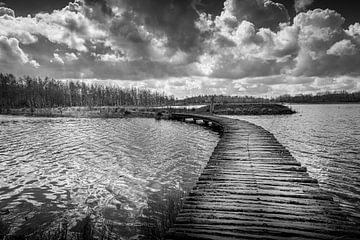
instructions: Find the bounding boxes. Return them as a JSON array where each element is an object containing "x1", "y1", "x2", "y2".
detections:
[
  {"x1": 29, "y1": 59, "x2": 40, "y2": 68},
  {"x1": 96, "y1": 53, "x2": 126, "y2": 62},
  {"x1": 346, "y1": 23, "x2": 360, "y2": 44},
  {"x1": 50, "y1": 53, "x2": 65, "y2": 65},
  {"x1": 33, "y1": 3, "x2": 106, "y2": 52},
  {"x1": 216, "y1": 0, "x2": 289, "y2": 30},
  {"x1": 1, "y1": 0, "x2": 360, "y2": 97},
  {"x1": 0, "y1": 14, "x2": 39, "y2": 44},
  {"x1": 64, "y1": 52, "x2": 79, "y2": 61},
  {"x1": 195, "y1": 6, "x2": 360, "y2": 82},
  {"x1": 327, "y1": 39, "x2": 358, "y2": 56},
  {"x1": 0, "y1": 36, "x2": 39, "y2": 68},
  {"x1": 0, "y1": 2, "x2": 106, "y2": 51},
  {"x1": 0, "y1": 7, "x2": 14, "y2": 17},
  {"x1": 0, "y1": 36, "x2": 28, "y2": 63}
]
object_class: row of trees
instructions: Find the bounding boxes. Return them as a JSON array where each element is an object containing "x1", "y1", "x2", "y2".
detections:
[
  {"x1": 177, "y1": 95, "x2": 272, "y2": 105},
  {"x1": 2, "y1": 73, "x2": 359, "y2": 109},
  {"x1": 0, "y1": 73, "x2": 175, "y2": 109},
  {"x1": 274, "y1": 91, "x2": 360, "y2": 103},
  {"x1": 177, "y1": 91, "x2": 360, "y2": 105}
]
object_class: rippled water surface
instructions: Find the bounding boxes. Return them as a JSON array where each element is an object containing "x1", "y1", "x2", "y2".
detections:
[
  {"x1": 227, "y1": 104, "x2": 360, "y2": 223},
  {"x1": 0, "y1": 116, "x2": 219, "y2": 237}
]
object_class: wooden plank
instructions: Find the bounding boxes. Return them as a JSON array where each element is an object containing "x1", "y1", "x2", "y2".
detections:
[{"x1": 166, "y1": 113, "x2": 360, "y2": 240}]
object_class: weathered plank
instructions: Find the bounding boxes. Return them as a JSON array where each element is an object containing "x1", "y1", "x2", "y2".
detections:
[{"x1": 166, "y1": 113, "x2": 359, "y2": 240}]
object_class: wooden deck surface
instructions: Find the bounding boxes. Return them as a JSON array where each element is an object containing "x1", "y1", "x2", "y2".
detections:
[{"x1": 166, "y1": 113, "x2": 359, "y2": 240}]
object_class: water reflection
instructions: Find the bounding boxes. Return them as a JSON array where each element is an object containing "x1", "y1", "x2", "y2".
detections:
[{"x1": 0, "y1": 116, "x2": 219, "y2": 238}]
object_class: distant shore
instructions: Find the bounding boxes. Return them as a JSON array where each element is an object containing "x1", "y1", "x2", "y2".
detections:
[
  {"x1": 196, "y1": 103, "x2": 295, "y2": 115},
  {"x1": 0, "y1": 103, "x2": 295, "y2": 119},
  {"x1": 283, "y1": 102, "x2": 360, "y2": 105}
]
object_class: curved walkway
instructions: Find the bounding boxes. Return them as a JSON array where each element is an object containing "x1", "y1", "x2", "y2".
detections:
[{"x1": 167, "y1": 113, "x2": 359, "y2": 240}]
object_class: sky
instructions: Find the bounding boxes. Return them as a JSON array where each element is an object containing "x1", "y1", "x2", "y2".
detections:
[{"x1": 1, "y1": 0, "x2": 360, "y2": 98}]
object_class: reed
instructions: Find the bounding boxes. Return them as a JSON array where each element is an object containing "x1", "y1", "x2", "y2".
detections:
[
  {"x1": 0, "y1": 216, "x2": 117, "y2": 240},
  {"x1": 1, "y1": 187, "x2": 186, "y2": 240},
  {"x1": 140, "y1": 188, "x2": 187, "y2": 240}
]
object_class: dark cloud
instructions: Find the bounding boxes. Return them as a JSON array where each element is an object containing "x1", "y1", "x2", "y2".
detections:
[
  {"x1": 294, "y1": 0, "x2": 314, "y2": 13},
  {"x1": 108, "y1": 11, "x2": 151, "y2": 60},
  {"x1": 225, "y1": 0, "x2": 290, "y2": 30},
  {"x1": 84, "y1": 0, "x2": 113, "y2": 16},
  {"x1": 0, "y1": 0, "x2": 70, "y2": 16},
  {"x1": 1, "y1": 0, "x2": 360, "y2": 96},
  {"x1": 118, "y1": 0, "x2": 202, "y2": 53}
]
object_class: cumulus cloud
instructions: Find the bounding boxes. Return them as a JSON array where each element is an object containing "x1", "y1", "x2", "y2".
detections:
[
  {"x1": 0, "y1": 36, "x2": 39, "y2": 68},
  {"x1": 0, "y1": 36, "x2": 29, "y2": 64},
  {"x1": 195, "y1": 7, "x2": 299, "y2": 79},
  {"x1": 0, "y1": 15, "x2": 38, "y2": 44},
  {"x1": 33, "y1": 3, "x2": 106, "y2": 51},
  {"x1": 220, "y1": 0, "x2": 289, "y2": 30},
  {"x1": 1, "y1": 0, "x2": 360, "y2": 96},
  {"x1": 195, "y1": 6, "x2": 360, "y2": 83},
  {"x1": 346, "y1": 23, "x2": 360, "y2": 44},
  {"x1": 0, "y1": 6, "x2": 14, "y2": 17},
  {"x1": 0, "y1": 1, "x2": 106, "y2": 50},
  {"x1": 288, "y1": 9, "x2": 360, "y2": 77},
  {"x1": 327, "y1": 40, "x2": 358, "y2": 56}
]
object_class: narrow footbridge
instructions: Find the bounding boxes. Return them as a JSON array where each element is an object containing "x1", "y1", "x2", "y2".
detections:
[{"x1": 166, "y1": 113, "x2": 359, "y2": 240}]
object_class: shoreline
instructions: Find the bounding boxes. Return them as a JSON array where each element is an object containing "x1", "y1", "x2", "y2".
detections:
[
  {"x1": 0, "y1": 106, "x2": 158, "y2": 119},
  {"x1": 283, "y1": 102, "x2": 360, "y2": 105},
  {"x1": 0, "y1": 103, "x2": 295, "y2": 119}
]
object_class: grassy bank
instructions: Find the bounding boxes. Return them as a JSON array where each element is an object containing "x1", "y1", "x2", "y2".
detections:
[
  {"x1": 1, "y1": 103, "x2": 295, "y2": 119},
  {"x1": 203, "y1": 103, "x2": 296, "y2": 115},
  {"x1": 0, "y1": 106, "x2": 158, "y2": 118}
]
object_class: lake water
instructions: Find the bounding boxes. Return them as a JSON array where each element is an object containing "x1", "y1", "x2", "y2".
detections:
[
  {"x1": 226, "y1": 104, "x2": 360, "y2": 224},
  {"x1": 0, "y1": 116, "x2": 219, "y2": 238},
  {"x1": 1, "y1": 104, "x2": 359, "y2": 238}
]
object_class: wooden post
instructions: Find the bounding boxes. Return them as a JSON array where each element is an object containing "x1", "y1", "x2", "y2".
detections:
[{"x1": 210, "y1": 96, "x2": 215, "y2": 114}]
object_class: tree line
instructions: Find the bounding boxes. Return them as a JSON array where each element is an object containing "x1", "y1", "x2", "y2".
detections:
[
  {"x1": 176, "y1": 91, "x2": 360, "y2": 105},
  {"x1": 2, "y1": 73, "x2": 359, "y2": 110},
  {"x1": 0, "y1": 73, "x2": 175, "y2": 109},
  {"x1": 274, "y1": 91, "x2": 360, "y2": 103},
  {"x1": 176, "y1": 95, "x2": 272, "y2": 105}
]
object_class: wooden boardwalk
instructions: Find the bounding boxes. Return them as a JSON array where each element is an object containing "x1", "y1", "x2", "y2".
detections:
[{"x1": 167, "y1": 113, "x2": 359, "y2": 240}]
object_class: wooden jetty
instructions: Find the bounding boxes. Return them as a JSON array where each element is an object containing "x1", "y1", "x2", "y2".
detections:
[{"x1": 167, "y1": 113, "x2": 360, "y2": 240}]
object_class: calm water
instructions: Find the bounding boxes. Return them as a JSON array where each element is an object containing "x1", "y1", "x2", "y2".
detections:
[
  {"x1": 227, "y1": 104, "x2": 360, "y2": 224},
  {"x1": 0, "y1": 116, "x2": 219, "y2": 238}
]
